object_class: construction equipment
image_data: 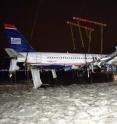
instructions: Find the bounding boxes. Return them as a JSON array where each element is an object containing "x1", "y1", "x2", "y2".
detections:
[
  {"x1": 73, "y1": 17, "x2": 107, "y2": 54},
  {"x1": 67, "y1": 21, "x2": 94, "y2": 52}
]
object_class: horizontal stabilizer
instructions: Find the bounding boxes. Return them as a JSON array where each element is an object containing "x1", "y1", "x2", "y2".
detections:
[{"x1": 5, "y1": 48, "x2": 24, "y2": 58}]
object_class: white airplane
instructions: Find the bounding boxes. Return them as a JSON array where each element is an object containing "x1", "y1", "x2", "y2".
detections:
[{"x1": 4, "y1": 24, "x2": 117, "y2": 88}]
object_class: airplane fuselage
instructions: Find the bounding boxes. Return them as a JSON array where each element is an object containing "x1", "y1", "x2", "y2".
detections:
[{"x1": 17, "y1": 52, "x2": 106, "y2": 66}]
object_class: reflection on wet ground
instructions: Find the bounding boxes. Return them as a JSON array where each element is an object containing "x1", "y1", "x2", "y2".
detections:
[{"x1": 0, "y1": 82, "x2": 117, "y2": 124}]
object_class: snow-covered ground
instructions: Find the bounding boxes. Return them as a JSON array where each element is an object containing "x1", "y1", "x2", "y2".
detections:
[{"x1": 0, "y1": 82, "x2": 117, "y2": 124}]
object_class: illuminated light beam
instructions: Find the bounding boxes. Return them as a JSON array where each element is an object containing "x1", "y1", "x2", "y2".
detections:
[
  {"x1": 73, "y1": 17, "x2": 107, "y2": 27},
  {"x1": 67, "y1": 21, "x2": 94, "y2": 31}
]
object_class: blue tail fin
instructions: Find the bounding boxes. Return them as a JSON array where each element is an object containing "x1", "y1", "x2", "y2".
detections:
[{"x1": 4, "y1": 24, "x2": 35, "y2": 52}]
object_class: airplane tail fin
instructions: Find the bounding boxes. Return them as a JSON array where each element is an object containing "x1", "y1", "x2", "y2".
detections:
[{"x1": 4, "y1": 24, "x2": 35, "y2": 52}]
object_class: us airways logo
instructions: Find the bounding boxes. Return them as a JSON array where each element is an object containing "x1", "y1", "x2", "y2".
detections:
[{"x1": 11, "y1": 37, "x2": 21, "y2": 44}]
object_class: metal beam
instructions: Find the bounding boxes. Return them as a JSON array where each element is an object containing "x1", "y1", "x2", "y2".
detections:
[
  {"x1": 73, "y1": 17, "x2": 107, "y2": 27},
  {"x1": 67, "y1": 21, "x2": 94, "y2": 31}
]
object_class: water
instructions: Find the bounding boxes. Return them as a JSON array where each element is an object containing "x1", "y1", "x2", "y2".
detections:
[{"x1": 0, "y1": 82, "x2": 117, "y2": 124}]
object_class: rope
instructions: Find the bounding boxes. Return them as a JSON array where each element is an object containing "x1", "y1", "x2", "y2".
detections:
[{"x1": 69, "y1": 24, "x2": 76, "y2": 51}]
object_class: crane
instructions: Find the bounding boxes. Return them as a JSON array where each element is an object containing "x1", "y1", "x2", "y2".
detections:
[
  {"x1": 67, "y1": 21, "x2": 94, "y2": 53},
  {"x1": 73, "y1": 17, "x2": 107, "y2": 54}
]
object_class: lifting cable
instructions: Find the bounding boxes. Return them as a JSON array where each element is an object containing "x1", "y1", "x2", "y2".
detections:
[
  {"x1": 77, "y1": 21, "x2": 87, "y2": 64},
  {"x1": 85, "y1": 28, "x2": 89, "y2": 38},
  {"x1": 24, "y1": 52, "x2": 28, "y2": 76},
  {"x1": 30, "y1": 1, "x2": 40, "y2": 41},
  {"x1": 69, "y1": 24, "x2": 76, "y2": 51},
  {"x1": 85, "y1": 30, "x2": 92, "y2": 53},
  {"x1": 25, "y1": 52, "x2": 31, "y2": 82},
  {"x1": 73, "y1": 17, "x2": 107, "y2": 54},
  {"x1": 100, "y1": 26, "x2": 104, "y2": 54},
  {"x1": 88, "y1": 31, "x2": 92, "y2": 53},
  {"x1": 77, "y1": 21, "x2": 85, "y2": 49}
]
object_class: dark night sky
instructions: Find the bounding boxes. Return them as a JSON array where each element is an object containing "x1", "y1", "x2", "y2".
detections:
[{"x1": 0, "y1": 0, "x2": 117, "y2": 57}]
